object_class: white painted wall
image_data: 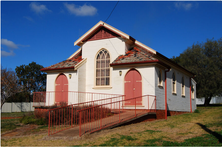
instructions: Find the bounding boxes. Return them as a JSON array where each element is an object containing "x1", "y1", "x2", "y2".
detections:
[
  {"x1": 46, "y1": 71, "x2": 78, "y2": 106},
  {"x1": 82, "y1": 37, "x2": 126, "y2": 93}
]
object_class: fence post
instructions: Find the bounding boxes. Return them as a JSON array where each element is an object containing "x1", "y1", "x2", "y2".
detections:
[{"x1": 48, "y1": 110, "x2": 50, "y2": 136}]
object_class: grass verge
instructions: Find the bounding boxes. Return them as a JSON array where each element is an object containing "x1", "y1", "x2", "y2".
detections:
[{"x1": 1, "y1": 106, "x2": 222, "y2": 146}]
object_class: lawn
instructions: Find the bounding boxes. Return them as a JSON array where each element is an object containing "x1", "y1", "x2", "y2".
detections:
[{"x1": 1, "y1": 106, "x2": 222, "y2": 146}]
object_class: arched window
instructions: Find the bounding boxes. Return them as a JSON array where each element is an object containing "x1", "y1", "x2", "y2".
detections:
[
  {"x1": 182, "y1": 76, "x2": 185, "y2": 96},
  {"x1": 172, "y1": 72, "x2": 176, "y2": 94},
  {"x1": 96, "y1": 49, "x2": 110, "y2": 86}
]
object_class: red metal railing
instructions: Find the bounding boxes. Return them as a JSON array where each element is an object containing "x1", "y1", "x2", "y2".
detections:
[
  {"x1": 33, "y1": 91, "x2": 122, "y2": 107},
  {"x1": 48, "y1": 95, "x2": 124, "y2": 136},
  {"x1": 78, "y1": 95, "x2": 156, "y2": 137}
]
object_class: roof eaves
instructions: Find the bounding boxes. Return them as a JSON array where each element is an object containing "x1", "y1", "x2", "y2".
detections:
[
  {"x1": 110, "y1": 60, "x2": 159, "y2": 66},
  {"x1": 155, "y1": 52, "x2": 195, "y2": 76},
  {"x1": 40, "y1": 66, "x2": 74, "y2": 72}
]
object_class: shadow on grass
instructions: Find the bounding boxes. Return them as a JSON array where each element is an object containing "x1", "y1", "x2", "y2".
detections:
[{"x1": 197, "y1": 123, "x2": 222, "y2": 143}]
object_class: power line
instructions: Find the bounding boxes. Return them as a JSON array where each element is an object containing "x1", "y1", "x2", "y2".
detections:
[{"x1": 105, "y1": 1, "x2": 119, "y2": 23}]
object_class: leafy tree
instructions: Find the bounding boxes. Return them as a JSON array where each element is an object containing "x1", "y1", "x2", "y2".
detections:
[
  {"x1": 15, "y1": 62, "x2": 46, "y2": 100},
  {"x1": 1, "y1": 67, "x2": 22, "y2": 108},
  {"x1": 171, "y1": 38, "x2": 222, "y2": 106}
]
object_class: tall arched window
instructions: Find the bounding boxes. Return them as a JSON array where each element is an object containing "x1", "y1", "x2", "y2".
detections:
[
  {"x1": 96, "y1": 49, "x2": 110, "y2": 86},
  {"x1": 172, "y1": 72, "x2": 176, "y2": 94},
  {"x1": 182, "y1": 76, "x2": 185, "y2": 96}
]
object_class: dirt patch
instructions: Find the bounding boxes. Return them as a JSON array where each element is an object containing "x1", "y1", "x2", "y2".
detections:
[
  {"x1": 1, "y1": 124, "x2": 43, "y2": 138},
  {"x1": 1, "y1": 117, "x2": 22, "y2": 120}
]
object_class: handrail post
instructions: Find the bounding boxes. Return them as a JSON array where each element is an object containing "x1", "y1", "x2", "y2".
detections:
[
  {"x1": 48, "y1": 110, "x2": 50, "y2": 136},
  {"x1": 119, "y1": 101, "x2": 120, "y2": 123},
  {"x1": 79, "y1": 111, "x2": 81, "y2": 137},
  {"x1": 93, "y1": 101, "x2": 94, "y2": 121},
  {"x1": 71, "y1": 105, "x2": 73, "y2": 127},
  {"x1": 148, "y1": 96, "x2": 149, "y2": 112},
  {"x1": 135, "y1": 97, "x2": 136, "y2": 117},
  {"x1": 155, "y1": 96, "x2": 156, "y2": 112},
  {"x1": 100, "y1": 105, "x2": 102, "y2": 129}
]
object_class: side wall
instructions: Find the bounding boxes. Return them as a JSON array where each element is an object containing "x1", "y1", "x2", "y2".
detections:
[
  {"x1": 155, "y1": 67, "x2": 196, "y2": 112},
  {"x1": 166, "y1": 68, "x2": 194, "y2": 112}
]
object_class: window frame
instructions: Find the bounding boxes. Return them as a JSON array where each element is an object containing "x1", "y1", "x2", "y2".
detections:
[
  {"x1": 191, "y1": 84, "x2": 195, "y2": 99},
  {"x1": 181, "y1": 76, "x2": 185, "y2": 97},
  {"x1": 94, "y1": 49, "x2": 111, "y2": 88},
  {"x1": 172, "y1": 72, "x2": 177, "y2": 94},
  {"x1": 158, "y1": 69, "x2": 163, "y2": 87}
]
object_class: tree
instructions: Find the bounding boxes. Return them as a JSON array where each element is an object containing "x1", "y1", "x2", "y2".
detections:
[
  {"x1": 1, "y1": 67, "x2": 22, "y2": 108},
  {"x1": 15, "y1": 62, "x2": 46, "y2": 101},
  {"x1": 171, "y1": 38, "x2": 222, "y2": 106}
]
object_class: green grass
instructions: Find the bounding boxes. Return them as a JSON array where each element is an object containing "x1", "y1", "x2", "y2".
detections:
[
  {"x1": 1, "y1": 106, "x2": 222, "y2": 146},
  {"x1": 1, "y1": 112, "x2": 47, "y2": 133},
  {"x1": 1, "y1": 118, "x2": 21, "y2": 133},
  {"x1": 1, "y1": 112, "x2": 31, "y2": 117},
  {"x1": 99, "y1": 134, "x2": 137, "y2": 146},
  {"x1": 162, "y1": 130, "x2": 222, "y2": 146}
]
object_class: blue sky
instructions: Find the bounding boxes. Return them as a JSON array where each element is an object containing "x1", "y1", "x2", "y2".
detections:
[{"x1": 1, "y1": 1, "x2": 222, "y2": 71}]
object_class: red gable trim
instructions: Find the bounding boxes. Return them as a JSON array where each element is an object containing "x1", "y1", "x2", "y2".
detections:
[
  {"x1": 40, "y1": 66, "x2": 74, "y2": 72},
  {"x1": 86, "y1": 27, "x2": 120, "y2": 42},
  {"x1": 76, "y1": 24, "x2": 127, "y2": 46}
]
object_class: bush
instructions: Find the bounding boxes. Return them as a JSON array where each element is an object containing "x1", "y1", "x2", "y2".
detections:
[
  {"x1": 20, "y1": 112, "x2": 47, "y2": 125},
  {"x1": 194, "y1": 109, "x2": 200, "y2": 113}
]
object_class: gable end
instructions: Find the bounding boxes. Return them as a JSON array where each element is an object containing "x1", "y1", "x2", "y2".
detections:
[{"x1": 86, "y1": 27, "x2": 120, "y2": 42}]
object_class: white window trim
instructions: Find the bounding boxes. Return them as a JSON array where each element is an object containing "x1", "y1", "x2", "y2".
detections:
[
  {"x1": 191, "y1": 84, "x2": 195, "y2": 99},
  {"x1": 181, "y1": 76, "x2": 185, "y2": 97},
  {"x1": 94, "y1": 49, "x2": 111, "y2": 88},
  {"x1": 158, "y1": 69, "x2": 163, "y2": 88},
  {"x1": 172, "y1": 72, "x2": 177, "y2": 95}
]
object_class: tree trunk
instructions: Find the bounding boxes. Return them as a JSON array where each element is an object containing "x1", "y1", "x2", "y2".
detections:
[{"x1": 204, "y1": 97, "x2": 212, "y2": 106}]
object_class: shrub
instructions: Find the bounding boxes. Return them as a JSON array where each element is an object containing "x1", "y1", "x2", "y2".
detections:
[{"x1": 194, "y1": 109, "x2": 200, "y2": 113}]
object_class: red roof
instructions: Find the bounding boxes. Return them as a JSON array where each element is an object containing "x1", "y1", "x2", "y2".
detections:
[
  {"x1": 41, "y1": 51, "x2": 82, "y2": 71},
  {"x1": 111, "y1": 47, "x2": 158, "y2": 65}
]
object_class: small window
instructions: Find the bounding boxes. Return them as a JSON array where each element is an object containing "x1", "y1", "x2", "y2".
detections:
[
  {"x1": 172, "y1": 72, "x2": 176, "y2": 94},
  {"x1": 158, "y1": 69, "x2": 163, "y2": 86},
  {"x1": 182, "y1": 76, "x2": 185, "y2": 96},
  {"x1": 96, "y1": 49, "x2": 110, "y2": 86},
  {"x1": 191, "y1": 84, "x2": 195, "y2": 99}
]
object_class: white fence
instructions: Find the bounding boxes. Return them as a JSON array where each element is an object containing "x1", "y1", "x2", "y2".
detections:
[
  {"x1": 196, "y1": 96, "x2": 222, "y2": 105},
  {"x1": 1, "y1": 102, "x2": 34, "y2": 113}
]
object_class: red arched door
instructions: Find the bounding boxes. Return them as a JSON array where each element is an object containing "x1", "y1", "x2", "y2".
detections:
[
  {"x1": 55, "y1": 74, "x2": 68, "y2": 104},
  {"x1": 124, "y1": 69, "x2": 142, "y2": 106}
]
